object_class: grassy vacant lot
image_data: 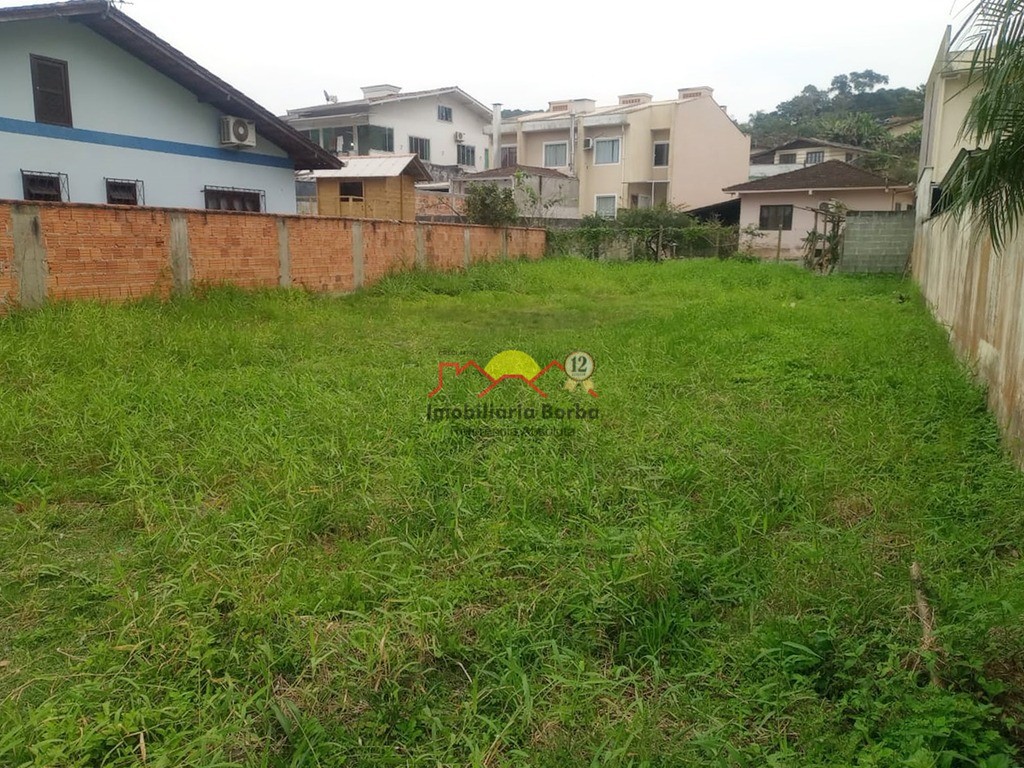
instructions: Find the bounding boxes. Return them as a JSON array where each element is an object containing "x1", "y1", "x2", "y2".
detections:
[{"x1": 1, "y1": 258, "x2": 1023, "y2": 767}]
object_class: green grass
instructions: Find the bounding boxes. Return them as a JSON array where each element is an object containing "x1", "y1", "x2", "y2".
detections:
[{"x1": 1, "y1": 257, "x2": 1023, "y2": 767}]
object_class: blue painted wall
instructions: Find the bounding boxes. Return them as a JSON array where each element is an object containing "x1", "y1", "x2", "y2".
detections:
[{"x1": 0, "y1": 18, "x2": 298, "y2": 212}]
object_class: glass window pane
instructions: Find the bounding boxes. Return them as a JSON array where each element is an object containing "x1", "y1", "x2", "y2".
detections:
[
  {"x1": 544, "y1": 143, "x2": 567, "y2": 167},
  {"x1": 595, "y1": 139, "x2": 620, "y2": 164},
  {"x1": 595, "y1": 195, "x2": 616, "y2": 218}
]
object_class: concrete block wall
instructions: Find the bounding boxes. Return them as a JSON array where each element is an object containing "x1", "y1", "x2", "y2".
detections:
[
  {"x1": 838, "y1": 211, "x2": 915, "y2": 274},
  {"x1": 914, "y1": 213, "x2": 1024, "y2": 462},
  {"x1": 0, "y1": 200, "x2": 547, "y2": 310}
]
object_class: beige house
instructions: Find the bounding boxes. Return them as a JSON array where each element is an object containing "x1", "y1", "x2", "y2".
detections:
[
  {"x1": 488, "y1": 88, "x2": 749, "y2": 217},
  {"x1": 749, "y1": 138, "x2": 870, "y2": 179},
  {"x1": 916, "y1": 26, "x2": 983, "y2": 220},
  {"x1": 725, "y1": 161, "x2": 914, "y2": 260}
]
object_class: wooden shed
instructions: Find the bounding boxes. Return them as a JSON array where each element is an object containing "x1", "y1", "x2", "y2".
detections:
[{"x1": 313, "y1": 154, "x2": 431, "y2": 221}]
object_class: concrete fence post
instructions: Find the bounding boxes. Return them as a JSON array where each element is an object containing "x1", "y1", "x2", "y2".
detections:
[
  {"x1": 277, "y1": 218, "x2": 291, "y2": 288},
  {"x1": 463, "y1": 227, "x2": 472, "y2": 268},
  {"x1": 168, "y1": 212, "x2": 192, "y2": 297},
  {"x1": 415, "y1": 224, "x2": 427, "y2": 269},
  {"x1": 352, "y1": 221, "x2": 364, "y2": 289},
  {"x1": 11, "y1": 205, "x2": 48, "y2": 309}
]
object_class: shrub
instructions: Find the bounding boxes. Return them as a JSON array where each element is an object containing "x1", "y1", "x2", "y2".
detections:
[{"x1": 465, "y1": 183, "x2": 519, "y2": 228}]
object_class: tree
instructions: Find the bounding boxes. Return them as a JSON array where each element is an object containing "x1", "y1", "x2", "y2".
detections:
[
  {"x1": 830, "y1": 74, "x2": 852, "y2": 97},
  {"x1": 817, "y1": 112, "x2": 886, "y2": 146},
  {"x1": 849, "y1": 69, "x2": 890, "y2": 94},
  {"x1": 464, "y1": 183, "x2": 519, "y2": 227},
  {"x1": 775, "y1": 85, "x2": 832, "y2": 124},
  {"x1": 944, "y1": 0, "x2": 1024, "y2": 249},
  {"x1": 742, "y1": 72, "x2": 924, "y2": 148}
]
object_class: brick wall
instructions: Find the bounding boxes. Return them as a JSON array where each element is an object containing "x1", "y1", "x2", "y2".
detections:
[
  {"x1": 362, "y1": 220, "x2": 418, "y2": 286},
  {"x1": 425, "y1": 224, "x2": 467, "y2": 271},
  {"x1": 287, "y1": 216, "x2": 354, "y2": 293},
  {"x1": 838, "y1": 211, "x2": 915, "y2": 274},
  {"x1": 0, "y1": 206, "x2": 16, "y2": 305},
  {"x1": 39, "y1": 205, "x2": 173, "y2": 302},
  {"x1": 416, "y1": 190, "x2": 466, "y2": 220},
  {"x1": 0, "y1": 200, "x2": 547, "y2": 310},
  {"x1": 187, "y1": 211, "x2": 279, "y2": 290}
]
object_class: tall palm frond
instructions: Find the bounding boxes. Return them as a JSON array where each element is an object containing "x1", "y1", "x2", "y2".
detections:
[{"x1": 944, "y1": 0, "x2": 1024, "y2": 250}]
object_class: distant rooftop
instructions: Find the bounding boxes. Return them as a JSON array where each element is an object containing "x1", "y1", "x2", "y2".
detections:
[
  {"x1": 286, "y1": 85, "x2": 492, "y2": 120},
  {"x1": 458, "y1": 164, "x2": 571, "y2": 180},
  {"x1": 724, "y1": 161, "x2": 910, "y2": 193}
]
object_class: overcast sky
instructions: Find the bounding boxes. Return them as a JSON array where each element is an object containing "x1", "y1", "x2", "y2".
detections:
[{"x1": 6, "y1": 0, "x2": 973, "y2": 121}]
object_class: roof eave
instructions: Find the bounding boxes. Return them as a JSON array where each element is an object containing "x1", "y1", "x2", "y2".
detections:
[
  {"x1": 2, "y1": 2, "x2": 341, "y2": 170},
  {"x1": 726, "y1": 185, "x2": 914, "y2": 194}
]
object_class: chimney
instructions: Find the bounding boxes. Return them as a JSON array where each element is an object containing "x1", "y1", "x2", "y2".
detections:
[
  {"x1": 618, "y1": 93, "x2": 653, "y2": 106},
  {"x1": 492, "y1": 103, "x2": 502, "y2": 169},
  {"x1": 548, "y1": 98, "x2": 596, "y2": 114},
  {"x1": 361, "y1": 84, "x2": 402, "y2": 99},
  {"x1": 678, "y1": 86, "x2": 714, "y2": 101}
]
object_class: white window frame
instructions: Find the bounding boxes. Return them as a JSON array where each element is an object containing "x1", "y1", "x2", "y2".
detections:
[
  {"x1": 543, "y1": 141, "x2": 568, "y2": 168},
  {"x1": 594, "y1": 137, "x2": 621, "y2": 165},
  {"x1": 595, "y1": 194, "x2": 617, "y2": 219},
  {"x1": 653, "y1": 141, "x2": 670, "y2": 167}
]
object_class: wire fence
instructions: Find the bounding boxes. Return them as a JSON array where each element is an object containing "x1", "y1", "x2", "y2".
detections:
[{"x1": 548, "y1": 224, "x2": 741, "y2": 261}]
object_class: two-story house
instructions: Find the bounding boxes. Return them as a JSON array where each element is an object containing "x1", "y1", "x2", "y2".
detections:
[
  {"x1": 0, "y1": 0, "x2": 338, "y2": 214},
  {"x1": 488, "y1": 88, "x2": 750, "y2": 218},
  {"x1": 749, "y1": 138, "x2": 870, "y2": 179},
  {"x1": 283, "y1": 85, "x2": 492, "y2": 181}
]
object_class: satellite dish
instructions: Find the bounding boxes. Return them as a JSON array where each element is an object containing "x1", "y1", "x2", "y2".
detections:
[{"x1": 323, "y1": 90, "x2": 338, "y2": 104}]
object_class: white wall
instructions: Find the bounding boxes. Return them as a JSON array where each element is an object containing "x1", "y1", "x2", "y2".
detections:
[
  {"x1": 0, "y1": 18, "x2": 297, "y2": 212},
  {"x1": 738, "y1": 188, "x2": 915, "y2": 259},
  {"x1": 914, "y1": 212, "x2": 1024, "y2": 460},
  {"x1": 373, "y1": 97, "x2": 489, "y2": 171}
]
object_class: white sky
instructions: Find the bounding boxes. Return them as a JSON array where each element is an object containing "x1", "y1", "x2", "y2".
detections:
[{"x1": 5, "y1": 0, "x2": 973, "y2": 121}]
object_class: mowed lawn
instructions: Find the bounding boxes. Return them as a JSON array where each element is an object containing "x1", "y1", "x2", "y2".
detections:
[{"x1": 1, "y1": 258, "x2": 1023, "y2": 767}]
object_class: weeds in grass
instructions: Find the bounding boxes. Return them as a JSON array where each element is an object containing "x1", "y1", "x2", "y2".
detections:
[{"x1": 0, "y1": 259, "x2": 1022, "y2": 765}]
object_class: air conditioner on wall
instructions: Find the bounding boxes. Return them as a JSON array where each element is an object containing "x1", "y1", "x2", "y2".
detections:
[
  {"x1": 582, "y1": 138, "x2": 593, "y2": 150},
  {"x1": 220, "y1": 116, "x2": 257, "y2": 148},
  {"x1": 454, "y1": 131, "x2": 465, "y2": 143}
]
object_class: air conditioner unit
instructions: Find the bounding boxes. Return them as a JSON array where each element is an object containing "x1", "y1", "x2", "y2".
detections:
[
  {"x1": 454, "y1": 131, "x2": 465, "y2": 143},
  {"x1": 582, "y1": 137, "x2": 594, "y2": 150},
  {"x1": 220, "y1": 116, "x2": 256, "y2": 148}
]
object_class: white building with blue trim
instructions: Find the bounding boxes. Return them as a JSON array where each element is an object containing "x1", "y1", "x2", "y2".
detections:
[{"x1": 0, "y1": 0, "x2": 340, "y2": 214}]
